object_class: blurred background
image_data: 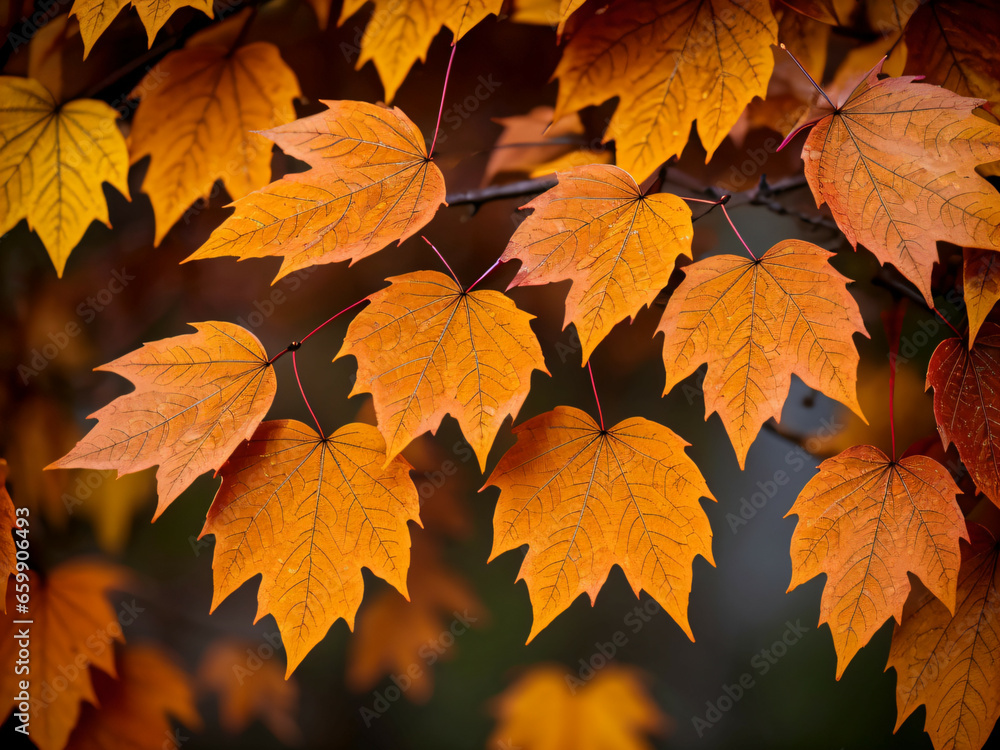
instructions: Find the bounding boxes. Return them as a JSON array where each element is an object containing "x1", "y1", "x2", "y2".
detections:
[{"x1": 0, "y1": 0, "x2": 984, "y2": 747}]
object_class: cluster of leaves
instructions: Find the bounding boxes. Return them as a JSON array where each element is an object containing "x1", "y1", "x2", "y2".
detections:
[{"x1": 4, "y1": 0, "x2": 1000, "y2": 748}]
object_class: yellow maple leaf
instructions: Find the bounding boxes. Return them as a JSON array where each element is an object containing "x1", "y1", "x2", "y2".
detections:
[
  {"x1": 0, "y1": 77, "x2": 129, "y2": 276},
  {"x1": 356, "y1": 0, "x2": 503, "y2": 102},
  {"x1": 129, "y1": 41, "x2": 300, "y2": 244},
  {"x1": 71, "y1": 0, "x2": 214, "y2": 58}
]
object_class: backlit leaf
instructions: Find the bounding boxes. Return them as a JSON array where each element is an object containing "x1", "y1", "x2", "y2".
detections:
[
  {"x1": 787, "y1": 445, "x2": 966, "y2": 678},
  {"x1": 790, "y1": 62, "x2": 1000, "y2": 305},
  {"x1": 489, "y1": 663, "x2": 668, "y2": 750},
  {"x1": 200, "y1": 420, "x2": 421, "y2": 676},
  {"x1": 355, "y1": 0, "x2": 503, "y2": 102},
  {"x1": 0, "y1": 77, "x2": 129, "y2": 276},
  {"x1": 67, "y1": 644, "x2": 201, "y2": 750},
  {"x1": 485, "y1": 406, "x2": 714, "y2": 642},
  {"x1": 964, "y1": 249, "x2": 1000, "y2": 346},
  {"x1": 888, "y1": 524, "x2": 1000, "y2": 750},
  {"x1": 186, "y1": 100, "x2": 445, "y2": 283},
  {"x1": 198, "y1": 639, "x2": 301, "y2": 744},
  {"x1": 0, "y1": 562, "x2": 129, "y2": 750},
  {"x1": 502, "y1": 164, "x2": 692, "y2": 363},
  {"x1": 49, "y1": 322, "x2": 277, "y2": 520},
  {"x1": 129, "y1": 41, "x2": 301, "y2": 244},
  {"x1": 71, "y1": 0, "x2": 213, "y2": 57},
  {"x1": 927, "y1": 325, "x2": 1000, "y2": 506},
  {"x1": 658, "y1": 240, "x2": 868, "y2": 468},
  {"x1": 554, "y1": 0, "x2": 777, "y2": 180},
  {"x1": 338, "y1": 270, "x2": 548, "y2": 470}
]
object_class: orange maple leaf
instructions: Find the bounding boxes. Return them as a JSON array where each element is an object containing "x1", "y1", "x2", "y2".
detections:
[
  {"x1": 49, "y1": 322, "x2": 277, "y2": 520},
  {"x1": 0, "y1": 562, "x2": 129, "y2": 750},
  {"x1": 67, "y1": 644, "x2": 202, "y2": 750},
  {"x1": 502, "y1": 164, "x2": 693, "y2": 364},
  {"x1": 788, "y1": 61, "x2": 1000, "y2": 305},
  {"x1": 485, "y1": 406, "x2": 714, "y2": 642},
  {"x1": 786, "y1": 445, "x2": 966, "y2": 678},
  {"x1": 489, "y1": 663, "x2": 669, "y2": 750},
  {"x1": 888, "y1": 524, "x2": 1000, "y2": 750},
  {"x1": 186, "y1": 100, "x2": 446, "y2": 283},
  {"x1": 129, "y1": 39, "x2": 301, "y2": 244},
  {"x1": 779, "y1": 0, "x2": 858, "y2": 25},
  {"x1": 338, "y1": 270, "x2": 548, "y2": 470},
  {"x1": 200, "y1": 420, "x2": 421, "y2": 676},
  {"x1": 0, "y1": 460, "x2": 14, "y2": 610},
  {"x1": 553, "y1": 0, "x2": 777, "y2": 180},
  {"x1": 348, "y1": 0, "x2": 503, "y2": 102},
  {"x1": 964, "y1": 249, "x2": 1000, "y2": 346},
  {"x1": 198, "y1": 639, "x2": 301, "y2": 745},
  {"x1": 347, "y1": 534, "x2": 487, "y2": 702},
  {"x1": 657, "y1": 240, "x2": 868, "y2": 468},
  {"x1": 927, "y1": 324, "x2": 1000, "y2": 506}
]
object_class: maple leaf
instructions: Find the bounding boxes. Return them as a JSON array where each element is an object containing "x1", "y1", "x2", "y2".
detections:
[
  {"x1": 0, "y1": 77, "x2": 130, "y2": 276},
  {"x1": 553, "y1": 0, "x2": 778, "y2": 181},
  {"x1": 786, "y1": 445, "x2": 966, "y2": 678},
  {"x1": 347, "y1": 534, "x2": 487, "y2": 702},
  {"x1": 0, "y1": 460, "x2": 15, "y2": 610},
  {"x1": 482, "y1": 106, "x2": 611, "y2": 185},
  {"x1": 186, "y1": 100, "x2": 445, "y2": 283},
  {"x1": 904, "y1": 0, "x2": 1000, "y2": 167},
  {"x1": 67, "y1": 644, "x2": 202, "y2": 750},
  {"x1": 657, "y1": 240, "x2": 868, "y2": 469},
  {"x1": 888, "y1": 524, "x2": 1000, "y2": 750},
  {"x1": 927, "y1": 325, "x2": 1000, "y2": 506},
  {"x1": 338, "y1": 270, "x2": 548, "y2": 470},
  {"x1": 485, "y1": 406, "x2": 714, "y2": 641},
  {"x1": 200, "y1": 420, "x2": 421, "y2": 676},
  {"x1": 964, "y1": 249, "x2": 1000, "y2": 346},
  {"x1": 49, "y1": 322, "x2": 277, "y2": 520},
  {"x1": 70, "y1": 0, "x2": 213, "y2": 58},
  {"x1": 198, "y1": 639, "x2": 301, "y2": 744},
  {"x1": 351, "y1": 0, "x2": 503, "y2": 102},
  {"x1": 488, "y1": 664, "x2": 669, "y2": 750},
  {"x1": 787, "y1": 61, "x2": 1000, "y2": 305},
  {"x1": 0, "y1": 562, "x2": 129, "y2": 750},
  {"x1": 501, "y1": 164, "x2": 693, "y2": 364},
  {"x1": 129, "y1": 40, "x2": 301, "y2": 244}
]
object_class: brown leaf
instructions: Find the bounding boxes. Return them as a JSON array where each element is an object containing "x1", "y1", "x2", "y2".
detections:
[{"x1": 927, "y1": 325, "x2": 1000, "y2": 506}]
